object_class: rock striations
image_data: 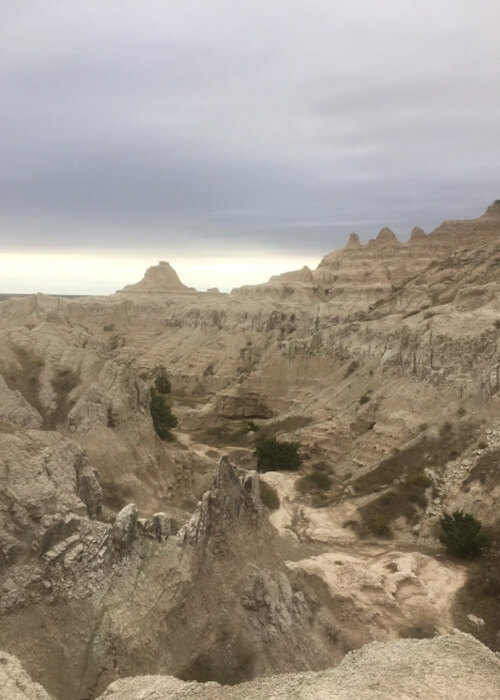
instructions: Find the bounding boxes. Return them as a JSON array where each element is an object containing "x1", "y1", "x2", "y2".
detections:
[{"x1": 1, "y1": 200, "x2": 500, "y2": 700}]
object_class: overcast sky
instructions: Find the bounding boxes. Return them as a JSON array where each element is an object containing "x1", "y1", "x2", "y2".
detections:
[{"x1": 1, "y1": 1, "x2": 499, "y2": 292}]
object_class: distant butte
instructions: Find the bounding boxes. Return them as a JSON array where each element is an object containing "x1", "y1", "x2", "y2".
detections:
[{"x1": 118, "y1": 260, "x2": 195, "y2": 294}]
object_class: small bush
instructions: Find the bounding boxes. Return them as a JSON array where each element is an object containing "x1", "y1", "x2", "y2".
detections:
[
  {"x1": 255, "y1": 437, "x2": 301, "y2": 472},
  {"x1": 154, "y1": 366, "x2": 172, "y2": 394},
  {"x1": 359, "y1": 392, "x2": 371, "y2": 405},
  {"x1": 296, "y1": 470, "x2": 332, "y2": 493},
  {"x1": 246, "y1": 420, "x2": 259, "y2": 432},
  {"x1": 362, "y1": 511, "x2": 393, "y2": 539},
  {"x1": 494, "y1": 319, "x2": 500, "y2": 329},
  {"x1": 150, "y1": 387, "x2": 177, "y2": 440},
  {"x1": 456, "y1": 406, "x2": 467, "y2": 417},
  {"x1": 259, "y1": 481, "x2": 280, "y2": 511},
  {"x1": 439, "y1": 510, "x2": 490, "y2": 558}
]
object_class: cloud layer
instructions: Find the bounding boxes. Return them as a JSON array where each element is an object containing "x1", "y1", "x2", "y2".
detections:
[{"x1": 1, "y1": 0, "x2": 499, "y2": 269}]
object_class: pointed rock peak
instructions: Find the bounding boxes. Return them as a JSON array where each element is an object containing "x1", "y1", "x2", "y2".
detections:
[
  {"x1": 212, "y1": 455, "x2": 240, "y2": 490},
  {"x1": 376, "y1": 227, "x2": 398, "y2": 243},
  {"x1": 346, "y1": 232, "x2": 362, "y2": 248},
  {"x1": 409, "y1": 226, "x2": 427, "y2": 242},
  {"x1": 484, "y1": 199, "x2": 500, "y2": 217},
  {"x1": 119, "y1": 261, "x2": 194, "y2": 294}
]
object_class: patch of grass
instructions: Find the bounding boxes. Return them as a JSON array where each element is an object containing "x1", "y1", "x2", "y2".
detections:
[
  {"x1": 259, "y1": 481, "x2": 280, "y2": 511},
  {"x1": 360, "y1": 510, "x2": 393, "y2": 539},
  {"x1": 353, "y1": 419, "x2": 478, "y2": 496},
  {"x1": 312, "y1": 460, "x2": 333, "y2": 472},
  {"x1": 296, "y1": 470, "x2": 333, "y2": 493}
]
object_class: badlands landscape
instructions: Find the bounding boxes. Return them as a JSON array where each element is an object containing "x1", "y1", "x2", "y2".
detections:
[{"x1": 1, "y1": 201, "x2": 500, "y2": 699}]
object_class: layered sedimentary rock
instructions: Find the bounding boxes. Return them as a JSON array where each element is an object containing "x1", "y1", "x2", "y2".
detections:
[{"x1": 1, "y1": 200, "x2": 500, "y2": 700}]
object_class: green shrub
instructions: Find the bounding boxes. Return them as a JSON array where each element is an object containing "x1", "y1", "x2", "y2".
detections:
[
  {"x1": 150, "y1": 387, "x2": 177, "y2": 439},
  {"x1": 255, "y1": 437, "x2": 301, "y2": 472},
  {"x1": 439, "y1": 510, "x2": 490, "y2": 558},
  {"x1": 154, "y1": 366, "x2": 172, "y2": 394},
  {"x1": 259, "y1": 481, "x2": 280, "y2": 510}
]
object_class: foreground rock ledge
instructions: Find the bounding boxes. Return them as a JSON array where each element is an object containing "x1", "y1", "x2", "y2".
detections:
[{"x1": 97, "y1": 632, "x2": 500, "y2": 700}]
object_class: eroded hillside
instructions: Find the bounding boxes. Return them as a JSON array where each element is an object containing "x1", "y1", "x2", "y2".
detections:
[{"x1": 1, "y1": 201, "x2": 500, "y2": 699}]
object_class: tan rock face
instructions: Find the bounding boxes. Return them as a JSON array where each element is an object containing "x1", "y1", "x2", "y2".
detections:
[
  {"x1": 98, "y1": 632, "x2": 500, "y2": 700},
  {"x1": 215, "y1": 391, "x2": 273, "y2": 419},
  {"x1": 0, "y1": 430, "x2": 101, "y2": 571},
  {"x1": 1, "y1": 200, "x2": 500, "y2": 700},
  {"x1": 0, "y1": 650, "x2": 54, "y2": 700},
  {"x1": 119, "y1": 260, "x2": 195, "y2": 294}
]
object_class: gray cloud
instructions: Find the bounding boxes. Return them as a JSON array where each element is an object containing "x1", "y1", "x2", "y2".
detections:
[{"x1": 1, "y1": 0, "x2": 499, "y2": 258}]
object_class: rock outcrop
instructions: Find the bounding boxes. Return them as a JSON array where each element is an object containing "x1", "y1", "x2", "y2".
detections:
[
  {"x1": 98, "y1": 632, "x2": 500, "y2": 699},
  {"x1": 0, "y1": 650, "x2": 54, "y2": 700},
  {"x1": 119, "y1": 261, "x2": 195, "y2": 294}
]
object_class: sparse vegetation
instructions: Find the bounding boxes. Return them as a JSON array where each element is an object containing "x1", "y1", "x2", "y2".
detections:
[
  {"x1": 150, "y1": 387, "x2": 178, "y2": 440},
  {"x1": 360, "y1": 510, "x2": 393, "y2": 539},
  {"x1": 259, "y1": 481, "x2": 280, "y2": 510},
  {"x1": 359, "y1": 392, "x2": 371, "y2": 405},
  {"x1": 153, "y1": 365, "x2": 172, "y2": 394},
  {"x1": 255, "y1": 437, "x2": 301, "y2": 472},
  {"x1": 439, "y1": 510, "x2": 490, "y2": 558},
  {"x1": 296, "y1": 470, "x2": 332, "y2": 493}
]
